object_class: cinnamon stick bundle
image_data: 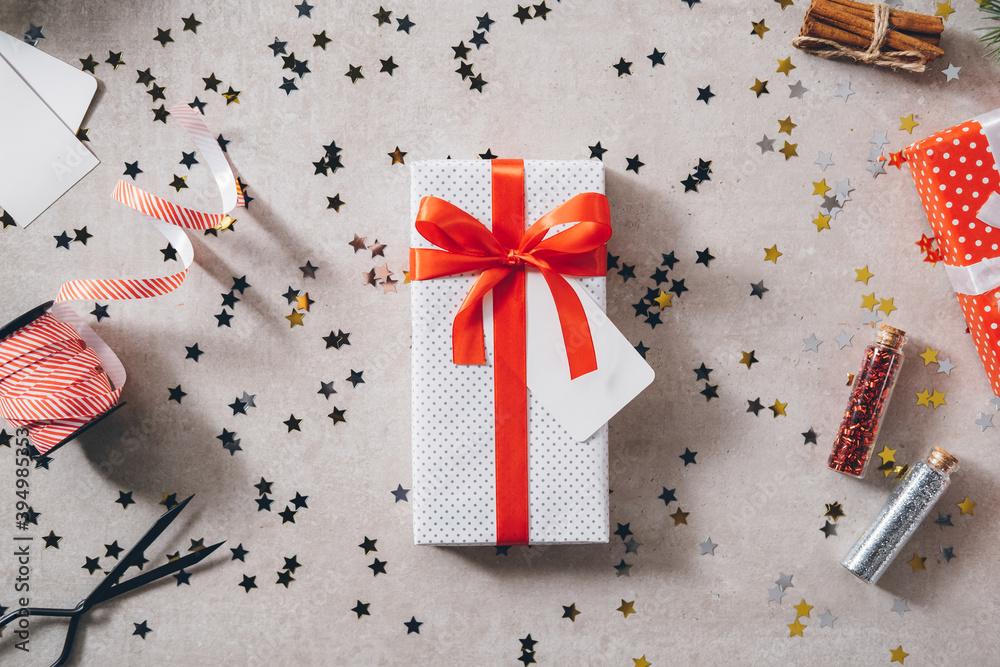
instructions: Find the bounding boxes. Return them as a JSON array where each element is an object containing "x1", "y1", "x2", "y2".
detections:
[
  {"x1": 826, "y1": 0, "x2": 942, "y2": 35},
  {"x1": 793, "y1": 0, "x2": 944, "y2": 71}
]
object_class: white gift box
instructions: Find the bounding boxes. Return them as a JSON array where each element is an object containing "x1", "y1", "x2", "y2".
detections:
[{"x1": 409, "y1": 160, "x2": 653, "y2": 546}]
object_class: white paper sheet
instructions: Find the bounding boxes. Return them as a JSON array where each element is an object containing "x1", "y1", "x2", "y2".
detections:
[{"x1": 0, "y1": 31, "x2": 97, "y2": 132}]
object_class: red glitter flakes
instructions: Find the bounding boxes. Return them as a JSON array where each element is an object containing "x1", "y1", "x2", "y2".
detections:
[{"x1": 828, "y1": 326, "x2": 905, "y2": 478}]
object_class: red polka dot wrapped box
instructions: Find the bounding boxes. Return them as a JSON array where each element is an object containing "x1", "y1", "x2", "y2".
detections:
[{"x1": 904, "y1": 110, "x2": 1000, "y2": 397}]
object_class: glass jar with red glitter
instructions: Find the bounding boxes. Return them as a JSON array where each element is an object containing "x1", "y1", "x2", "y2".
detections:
[{"x1": 828, "y1": 324, "x2": 906, "y2": 478}]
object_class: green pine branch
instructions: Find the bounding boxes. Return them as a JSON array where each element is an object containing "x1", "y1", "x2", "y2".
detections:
[{"x1": 979, "y1": 0, "x2": 1000, "y2": 61}]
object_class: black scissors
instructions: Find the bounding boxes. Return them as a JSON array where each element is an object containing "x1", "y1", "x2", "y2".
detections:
[{"x1": 0, "y1": 494, "x2": 223, "y2": 666}]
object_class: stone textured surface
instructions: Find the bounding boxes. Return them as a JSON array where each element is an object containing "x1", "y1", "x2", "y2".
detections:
[{"x1": 0, "y1": 1, "x2": 997, "y2": 664}]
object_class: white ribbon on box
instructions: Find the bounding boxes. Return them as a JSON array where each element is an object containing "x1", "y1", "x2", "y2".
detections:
[{"x1": 941, "y1": 108, "x2": 1000, "y2": 299}]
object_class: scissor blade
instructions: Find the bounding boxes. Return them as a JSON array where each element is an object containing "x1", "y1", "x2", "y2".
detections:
[
  {"x1": 91, "y1": 540, "x2": 225, "y2": 605},
  {"x1": 85, "y1": 494, "x2": 195, "y2": 606}
]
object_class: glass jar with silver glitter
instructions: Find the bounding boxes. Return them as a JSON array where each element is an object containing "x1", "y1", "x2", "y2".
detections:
[{"x1": 842, "y1": 446, "x2": 959, "y2": 585}]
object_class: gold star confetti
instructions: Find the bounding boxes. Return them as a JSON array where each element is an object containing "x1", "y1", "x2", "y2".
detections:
[
  {"x1": 778, "y1": 116, "x2": 797, "y2": 135},
  {"x1": 775, "y1": 0, "x2": 794, "y2": 7},
  {"x1": 617, "y1": 600, "x2": 636, "y2": 618},
  {"x1": 670, "y1": 508, "x2": 689, "y2": 526},
  {"x1": 935, "y1": 0, "x2": 954, "y2": 19},
  {"x1": 633, "y1": 656, "x2": 652, "y2": 667},
  {"x1": 295, "y1": 293, "x2": 313, "y2": 311},
  {"x1": 812, "y1": 179, "x2": 829, "y2": 196},
  {"x1": 812, "y1": 212, "x2": 831, "y2": 231},
  {"x1": 769, "y1": 399, "x2": 787, "y2": 417},
  {"x1": 846, "y1": 373, "x2": 855, "y2": 385},
  {"x1": 222, "y1": 86, "x2": 241, "y2": 105},
  {"x1": 793, "y1": 599, "x2": 813, "y2": 618},
  {"x1": 825, "y1": 502, "x2": 845, "y2": 521},
  {"x1": 654, "y1": 290, "x2": 673, "y2": 309},
  {"x1": 388, "y1": 146, "x2": 407, "y2": 165},
  {"x1": 403, "y1": 270, "x2": 411, "y2": 284},
  {"x1": 861, "y1": 292, "x2": 878, "y2": 310},
  {"x1": 750, "y1": 78, "x2": 769, "y2": 97},
  {"x1": 854, "y1": 266, "x2": 873, "y2": 284},
  {"x1": 928, "y1": 389, "x2": 946, "y2": 408},
  {"x1": 919, "y1": 346, "x2": 939, "y2": 365},
  {"x1": 907, "y1": 553, "x2": 926, "y2": 572},
  {"x1": 899, "y1": 114, "x2": 919, "y2": 134},
  {"x1": 877, "y1": 297, "x2": 896, "y2": 315},
  {"x1": 764, "y1": 245, "x2": 782, "y2": 263},
  {"x1": 779, "y1": 141, "x2": 798, "y2": 160},
  {"x1": 957, "y1": 497, "x2": 977, "y2": 515},
  {"x1": 751, "y1": 19, "x2": 770, "y2": 38},
  {"x1": 776, "y1": 56, "x2": 795, "y2": 75},
  {"x1": 285, "y1": 310, "x2": 304, "y2": 327},
  {"x1": 877, "y1": 446, "x2": 897, "y2": 466},
  {"x1": 740, "y1": 350, "x2": 758, "y2": 369},
  {"x1": 787, "y1": 618, "x2": 806, "y2": 637},
  {"x1": 562, "y1": 603, "x2": 581, "y2": 621},
  {"x1": 890, "y1": 645, "x2": 909, "y2": 664},
  {"x1": 916, "y1": 389, "x2": 931, "y2": 407}
]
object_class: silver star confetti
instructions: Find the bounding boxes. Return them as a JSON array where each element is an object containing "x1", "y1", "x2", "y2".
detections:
[
  {"x1": 833, "y1": 330, "x2": 854, "y2": 349},
  {"x1": 699, "y1": 537, "x2": 718, "y2": 556},
  {"x1": 890, "y1": 598, "x2": 910, "y2": 617},
  {"x1": 941, "y1": 63, "x2": 961, "y2": 82},
  {"x1": 975, "y1": 412, "x2": 994, "y2": 431},
  {"x1": 757, "y1": 135, "x2": 775, "y2": 154},
  {"x1": 814, "y1": 151, "x2": 834, "y2": 171},
  {"x1": 834, "y1": 81, "x2": 855, "y2": 102},
  {"x1": 862, "y1": 310, "x2": 883, "y2": 326},
  {"x1": 818, "y1": 609, "x2": 837, "y2": 628},
  {"x1": 866, "y1": 160, "x2": 886, "y2": 178},
  {"x1": 802, "y1": 334, "x2": 822, "y2": 353},
  {"x1": 835, "y1": 178, "x2": 854, "y2": 203},
  {"x1": 936, "y1": 357, "x2": 956, "y2": 375}
]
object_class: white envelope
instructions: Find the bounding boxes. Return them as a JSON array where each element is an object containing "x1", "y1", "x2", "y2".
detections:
[{"x1": 0, "y1": 31, "x2": 99, "y2": 226}]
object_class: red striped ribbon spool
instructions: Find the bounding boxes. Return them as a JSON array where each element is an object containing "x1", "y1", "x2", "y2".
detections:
[{"x1": 1, "y1": 104, "x2": 242, "y2": 456}]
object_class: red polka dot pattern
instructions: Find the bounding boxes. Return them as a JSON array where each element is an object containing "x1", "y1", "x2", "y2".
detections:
[{"x1": 904, "y1": 119, "x2": 1000, "y2": 397}]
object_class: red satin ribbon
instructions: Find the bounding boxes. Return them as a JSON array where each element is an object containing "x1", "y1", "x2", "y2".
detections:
[{"x1": 409, "y1": 160, "x2": 611, "y2": 544}]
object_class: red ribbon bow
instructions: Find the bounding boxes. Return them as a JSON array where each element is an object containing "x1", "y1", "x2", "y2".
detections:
[
  {"x1": 410, "y1": 162, "x2": 611, "y2": 380},
  {"x1": 409, "y1": 159, "x2": 611, "y2": 544}
]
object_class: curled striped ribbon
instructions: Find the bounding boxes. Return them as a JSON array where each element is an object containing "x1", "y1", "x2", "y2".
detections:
[{"x1": 1, "y1": 104, "x2": 243, "y2": 455}]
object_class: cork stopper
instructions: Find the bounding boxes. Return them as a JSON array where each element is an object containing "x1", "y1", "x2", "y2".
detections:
[
  {"x1": 926, "y1": 446, "x2": 959, "y2": 476},
  {"x1": 876, "y1": 324, "x2": 906, "y2": 350}
]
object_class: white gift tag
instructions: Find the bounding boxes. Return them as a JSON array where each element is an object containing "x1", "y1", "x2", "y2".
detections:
[
  {"x1": 524, "y1": 271, "x2": 655, "y2": 441},
  {"x1": 0, "y1": 36, "x2": 99, "y2": 226}
]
